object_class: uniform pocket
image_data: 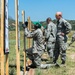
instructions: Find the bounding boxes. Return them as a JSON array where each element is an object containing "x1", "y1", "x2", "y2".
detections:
[{"x1": 61, "y1": 43, "x2": 67, "y2": 51}]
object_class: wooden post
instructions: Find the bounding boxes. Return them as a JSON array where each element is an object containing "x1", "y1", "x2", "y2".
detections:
[
  {"x1": 27, "y1": 17, "x2": 29, "y2": 48},
  {"x1": 22, "y1": 10, "x2": 26, "y2": 74},
  {"x1": 15, "y1": 0, "x2": 20, "y2": 75},
  {"x1": 6, "y1": 54, "x2": 9, "y2": 75},
  {"x1": 1, "y1": 0, "x2": 5, "y2": 75},
  {"x1": 27, "y1": 17, "x2": 32, "y2": 48}
]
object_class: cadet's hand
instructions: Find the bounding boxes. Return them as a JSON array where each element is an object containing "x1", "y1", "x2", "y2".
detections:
[{"x1": 61, "y1": 33, "x2": 64, "y2": 36}]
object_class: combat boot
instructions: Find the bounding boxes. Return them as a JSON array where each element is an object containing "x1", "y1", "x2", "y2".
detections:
[
  {"x1": 61, "y1": 61, "x2": 66, "y2": 67},
  {"x1": 61, "y1": 61, "x2": 65, "y2": 64}
]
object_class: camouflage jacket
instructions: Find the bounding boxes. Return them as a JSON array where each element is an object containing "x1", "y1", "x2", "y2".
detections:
[
  {"x1": 25, "y1": 28, "x2": 45, "y2": 52},
  {"x1": 57, "y1": 18, "x2": 72, "y2": 35},
  {"x1": 45, "y1": 22, "x2": 57, "y2": 42}
]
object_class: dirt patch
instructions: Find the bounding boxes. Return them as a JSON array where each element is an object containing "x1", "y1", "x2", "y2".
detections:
[
  {"x1": 68, "y1": 68, "x2": 75, "y2": 75},
  {"x1": 70, "y1": 53, "x2": 75, "y2": 60}
]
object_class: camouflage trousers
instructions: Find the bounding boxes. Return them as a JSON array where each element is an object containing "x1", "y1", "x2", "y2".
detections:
[
  {"x1": 54, "y1": 35, "x2": 67, "y2": 63},
  {"x1": 26, "y1": 47, "x2": 44, "y2": 67},
  {"x1": 47, "y1": 42, "x2": 55, "y2": 60}
]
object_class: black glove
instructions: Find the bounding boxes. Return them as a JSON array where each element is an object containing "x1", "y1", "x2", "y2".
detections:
[
  {"x1": 22, "y1": 21, "x2": 28, "y2": 29},
  {"x1": 22, "y1": 24, "x2": 26, "y2": 29}
]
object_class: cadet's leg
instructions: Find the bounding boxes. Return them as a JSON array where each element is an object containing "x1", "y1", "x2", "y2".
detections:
[
  {"x1": 47, "y1": 42, "x2": 54, "y2": 62},
  {"x1": 59, "y1": 36, "x2": 67, "y2": 64},
  {"x1": 33, "y1": 53, "x2": 41, "y2": 67},
  {"x1": 26, "y1": 47, "x2": 34, "y2": 60},
  {"x1": 47, "y1": 48, "x2": 53, "y2": 58},
  {"x1": 53, "y1": 41, "x2": 60, "y2": 63},
  {"x1": 26, "y1": 53, "x2": 41, "y2": 68},
  {"x1": 60, "y1": 42, "x2": 67, "y2": 64}
]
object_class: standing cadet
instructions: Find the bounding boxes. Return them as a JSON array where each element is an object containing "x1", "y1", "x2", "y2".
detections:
[
  {"x1": 24, "y1": 22, "x2": 45, "y2": 68},
  {"x1": 53, "y1": 12, "x2": 72, "y2": 65},
  {"x1": 45, "y1": 17, "x2": 57, "y2": 63}
]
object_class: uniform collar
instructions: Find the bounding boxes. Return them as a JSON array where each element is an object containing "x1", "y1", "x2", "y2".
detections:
[
  {"x1": 48, "y1": 22, "x2": 52, "y2": 25},
  {"x1": 59, "y1": 18, "x2": 63, "y2": 22}
]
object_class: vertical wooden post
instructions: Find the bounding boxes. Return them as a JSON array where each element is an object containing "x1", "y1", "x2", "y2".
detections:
[
  {"x1": 1, "y1": 0, "x2": 5, "y2": 75},
  {"x1": 22, "y1": 10, "x2": 26, "y2": 74},
  {"x1": 15, "y1": 0, "x2": 20, "y2": 75},
  {"x1": 27, "y1": 17, "x2": 32, "y2": 48},
  {"x1": 29, "y1": 18, "x2": 32, "y2": 47},
  {"x1": 6, "y1": 54, "x2": 9, "y2": 75}
]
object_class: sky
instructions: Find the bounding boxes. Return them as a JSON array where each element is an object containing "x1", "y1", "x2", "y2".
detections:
[{"x1": 8, "y1": 0, "x2": 75, "y2": 21}]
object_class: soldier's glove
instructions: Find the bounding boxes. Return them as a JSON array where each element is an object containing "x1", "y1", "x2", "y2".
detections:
[{"x1": 22, "y1": 24, "x2": 27, "y2": 29}]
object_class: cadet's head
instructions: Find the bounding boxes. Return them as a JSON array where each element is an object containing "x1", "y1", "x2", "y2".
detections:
[
  {"x1": 46, "y1": 17, "x2": 52, "y2": 24},
  {"x1": 34, "y1": 23, "x2": 41, "y2": 29},
  {"x1": 55, "y1": 12, "x2": 62, "y2": 20}
]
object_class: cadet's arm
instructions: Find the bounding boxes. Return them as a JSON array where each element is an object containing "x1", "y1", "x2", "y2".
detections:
[
  {"x1": 24, "y1": 28, "x2": 36, "y2": 38},
  {"x1": 64, "y1": 21, "x2": 72, "y2": 34},
  {"x1": 45, "y1": 26, "x2": 51, "y2": 41}
]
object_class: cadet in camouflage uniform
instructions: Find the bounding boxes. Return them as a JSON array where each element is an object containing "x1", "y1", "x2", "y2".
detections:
[
  {"x1": 45, "y1": 17, "x2": 57, "y2": 62},
  {"x1": 24, "y1": 22, "x2": 45, "y2": 68},
  {"x1": 53, "y1": 12, "x2": 72, "y2": 65}
]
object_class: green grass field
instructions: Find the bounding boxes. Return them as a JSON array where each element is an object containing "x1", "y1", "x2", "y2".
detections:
[
  {"x1": 0, "y1": 31, "x2": 75, "y2": 75},
  {"x1": 35, "y1": 31, "x2": 75, "y2": 75}
]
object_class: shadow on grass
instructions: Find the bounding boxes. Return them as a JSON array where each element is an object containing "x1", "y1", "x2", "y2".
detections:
[{"x1": 9, "y1": 64, "x2": 24, "y2": 71}]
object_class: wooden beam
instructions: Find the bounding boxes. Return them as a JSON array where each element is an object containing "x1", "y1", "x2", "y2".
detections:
[
  {"x1": 6, "y1": 54, "x2": 9, "y2": 75},
  {"x1": 15, "y1": 0, "x2": 20, "y2": 75},
  {"x1": 27, "y1": 17, "x2": 32, "y2": 48},
  {"x1": 1, "y1": 0, "x2": 5, "y2": 75},
  {"x1": 22, "y1": 10, "x2": 26, "y2": 74},
  {"x1": 0, "y1": 47, "x2": 1, "y2": 75}
]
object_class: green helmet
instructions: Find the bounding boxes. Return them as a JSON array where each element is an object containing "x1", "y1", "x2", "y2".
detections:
[{"x1": 33, "y1": 22, "x2": 42, "y2": 28}]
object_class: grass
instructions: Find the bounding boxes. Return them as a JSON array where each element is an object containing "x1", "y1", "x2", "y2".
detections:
[
  {"x1": 35, "y1": 47, "x2": 75, "y2": 75},
  {"x1": 35, "y1": 31, "x2": 75, "y2": 75},
  {"x1": 0, "y1": 31, "x2": 75, "y2": 75}
]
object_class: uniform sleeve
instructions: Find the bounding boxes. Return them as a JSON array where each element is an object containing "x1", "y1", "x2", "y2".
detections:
[
  {"x1": 24, "y1": 28, "x2": 36, "y2": 38},
  {"x1": 64, "y1": 21, "x2": 72, "y2": 34},
  {"x1": 50, "y1": 24, "x2": 57, "y2": 39},
  {"x1": 45, "y1": 25, "x2": 51, "y2": 39}
]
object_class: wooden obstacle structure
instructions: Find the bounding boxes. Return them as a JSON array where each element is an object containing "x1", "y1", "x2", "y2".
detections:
[
  {"x1": 15, "y1": 0, "x2": 20, "y2": 75},
  {"x1": 0, "y1": 0, "x2": 32, "y2": 75},
  {"x1": 27, "y1": 17, "x2": 32, "y2": 48}
]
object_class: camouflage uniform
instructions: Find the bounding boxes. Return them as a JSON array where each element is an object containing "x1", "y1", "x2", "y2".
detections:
[
  {"x1": 45, "y1": 22, "x2": 57, "y2": 61},
  {"x1": 69, "y1": 32, "x2": 75, "y2": 46},
  {"x1": 54, "y1": 18, "x2": 72, "y2": 63},
  {"x1": 25, "y1": 28, "x2": 45, "y2": 67},
  {"x1": 72, "y1": 32, "x2": 75, "y2": 41}
]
